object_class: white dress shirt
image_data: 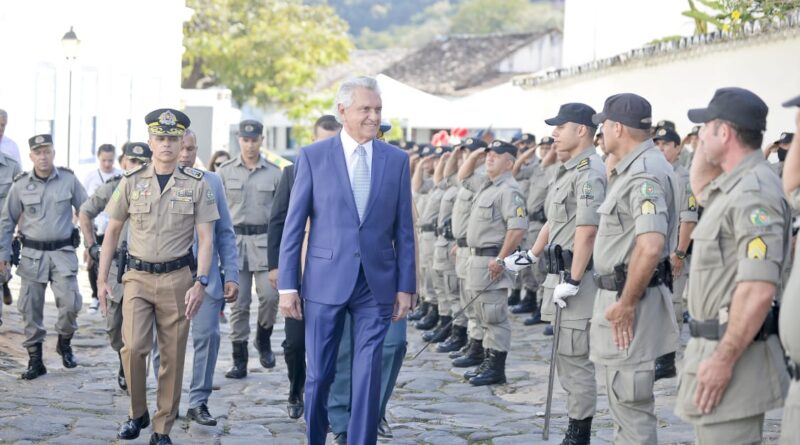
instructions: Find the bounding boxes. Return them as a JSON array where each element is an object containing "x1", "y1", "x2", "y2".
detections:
[
  {"x1": 0, "y1": 136, "x2": 21, "y2": 165},
  {"x1": 82, "y1": 167, "x2": 123, "y2": 235}
]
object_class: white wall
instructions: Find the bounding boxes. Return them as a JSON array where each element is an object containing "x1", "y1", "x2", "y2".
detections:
[
  {"x1": 497, "y1": 32, "x2": 563, "y2": 73},
  {"x1": 563, "y1": 0, "x2": 694, "y2": 66},
  {"x1": 0, "y1": 0, "x2": 189, "y2": 176}
]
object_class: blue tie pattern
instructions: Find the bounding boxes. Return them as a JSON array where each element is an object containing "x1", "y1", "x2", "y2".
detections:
[{"x1": 353, "y1": 145, "x2": 370, "y2": 221}]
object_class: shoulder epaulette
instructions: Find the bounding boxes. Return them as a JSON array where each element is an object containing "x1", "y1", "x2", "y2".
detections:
[
  {"x1": 13, "y1": 171, "x2": 28, "y2": 182},
  {"x1": 124, "y1": 164, "x2": 147, "y2": 177},
  {"x1": 179, "y1": 165, "x2": 204, "y2": 180},
  {"x1": 577, "y1": 158, "x2": 590, "y2": 171},
  {"x1": 218, "y1": 158, "x2": 236, "y2": 169},
  {"x1": 106, "y1": 174, "x2": 123, "y2": 184},
  {"x1": 57, "y1": 166, "x2": 74, "y2": 174}
]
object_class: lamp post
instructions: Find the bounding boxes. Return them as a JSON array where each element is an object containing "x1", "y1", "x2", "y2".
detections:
[{"x1": 61, "y1": 26, "x2": 79, "y2": 168}]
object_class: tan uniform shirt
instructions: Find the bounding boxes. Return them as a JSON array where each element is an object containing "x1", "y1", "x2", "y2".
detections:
[
  {"x1": 420, "y1": 180, "x2": 445, "y2": 229},
  {"x1": 676, "y1": 153, "x2": 790, "y2": 424},
  {"x1": 782, "y1": 188, "x2": 800, "y2": 364},
  {"x1": 589, "y1": 140, "x2": 679, "y2": 366},
  {"x1": 217, "y1": 155, "x2": 281, "y2": 270},
  {"x1": 542, "y1": 147, "x2": 606, "y2": 322},
  {"x1": 452, "y1": 171, "x2": 485, "y2": 278},
  {"x1": 81, "y1": 175, "x2": 129, "y2": 249},
  {"x1": 433, "y1": 176, "x2": 458, "y2": 272},
  {"x1": 466, "y1": 171, "x2": 528, "y2": 290},
  {"x1": 672, "y1": 162, "x2": 699, "y2": 224},
  {"x1": 105, "y1": 164, "x2": 219, "y2": 263}
]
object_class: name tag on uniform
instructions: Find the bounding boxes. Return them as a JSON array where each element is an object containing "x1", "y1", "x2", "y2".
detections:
[{"x1": 173, "y1": 188, "x2": 193, "y2": 200}]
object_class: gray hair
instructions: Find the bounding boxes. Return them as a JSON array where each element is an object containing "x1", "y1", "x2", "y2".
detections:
[
  {"x1": 0, "y1": 109, "x2": 7, "y2": 119},
  {"x1": 334, "y1": 77, "x2": 381, "y2": 122}
]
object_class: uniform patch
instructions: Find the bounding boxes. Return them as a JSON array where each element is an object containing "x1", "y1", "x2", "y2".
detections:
[
  {"x1": 516, "y1": 206, "x2": 525, "y2": 218},
  {"x1": 641, "y1": 181, "x2": 656, "y2": 198},
  {"x1": 641, "y1": 200, "x2": 656, "y2": 215},
  {"x1": 580, "y1": 182, "x2": 594, "y2": 198},
  {"x1": 26, "y1": 183, "x2": 36, "y2": 191},
  {"x1": 206, "y1": 190, "x2": 216, "y2": 205},
  {"x1": 112, "y1": 188, "x2": 121, "y2": 202},
  {"x1": 747, "y1": 237, "x2": 767, "y2": 259},
  {"x1": 131, "y1": 190, "x2": 140, "y2": 201},
  {"x1": 688, "y1": 195, "x2": 697, "y2": 212},
  {"x1": 749, "y1": 208, "x2": 770, "y2": 226}
]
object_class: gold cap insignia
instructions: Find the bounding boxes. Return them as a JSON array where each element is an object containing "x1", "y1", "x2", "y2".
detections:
[
  {"x1": 657, "y1": 129, "x2": 666, "y2": 136},
  {"x1": 35, "y1": 136, "x2": 44, "y2": 144},
  {"x1": 133, "y1": 145, "x2": 144, "y2": 155},
  {"x1": 159, "y1": 111, "x2": 176, "y2": 126}
]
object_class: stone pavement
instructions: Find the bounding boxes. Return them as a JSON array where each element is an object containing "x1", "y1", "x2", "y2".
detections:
[{"x1": 0, "y1": 269, "x2": 784, "y2": 444}]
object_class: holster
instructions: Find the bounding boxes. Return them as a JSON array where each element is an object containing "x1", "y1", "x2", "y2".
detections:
[
  {"x1": 116, "y1": 241, "x2": 128, "y2": 284},
  {"x1": 10, "y1": 237, "x2": 21, "y2": 267}
]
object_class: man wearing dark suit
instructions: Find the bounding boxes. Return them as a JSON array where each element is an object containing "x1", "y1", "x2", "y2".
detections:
[{"x1": 278, "y1": 76, "x2": 415, "y2": 445}]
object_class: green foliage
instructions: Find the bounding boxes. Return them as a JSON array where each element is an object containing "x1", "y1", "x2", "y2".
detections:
[
  {"x1": 683, "y1": 0, "x2": 800, "y2": 34},
  {"x1": 384, "y1": 118, "x2": 405, "y2": 142},
  {"x1": 183, "y1": 0, "x2": 352, "y2": 122}
]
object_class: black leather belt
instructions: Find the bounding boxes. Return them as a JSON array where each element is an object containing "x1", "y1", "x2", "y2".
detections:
[
  {"x1": 689, "y1": 304, "x2": 779, "y2": 342},
  {"x1": 593, "y1": 259, "x2": 671, "y2": 292},
  {"x1": 528, "y1": 207, "x2": 547, "y2": 223},
  {"x1": 456, "y1": 238, "x2": 468, "y2": 248},
  {"x1": 21, "y1": 237, "x2": 73, "y2": 251},
  {"x1": 234, "y1": 224, "x2": 268, "y2": 235},
  {"x1": 788, "y1": 360, "x2": 800, "y2": 381},
  {"x1": 470, "y1": 246, "x2": 501, "y2": 257},
  {"x1": 128, "y1": 253, "x2": 194, "y2": 274},
  {"x1": 419, "y1": 224, "x2": 436, "y2": 233}
]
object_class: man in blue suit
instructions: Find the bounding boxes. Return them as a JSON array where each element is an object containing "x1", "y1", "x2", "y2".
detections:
[{"x1": 278, "y1": 76, "x2": 416, "y2": 445}]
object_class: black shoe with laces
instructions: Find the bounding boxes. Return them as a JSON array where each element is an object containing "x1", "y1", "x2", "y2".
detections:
[{"x1": 186, "y1": 403, "x2": 217, "y2": 426}]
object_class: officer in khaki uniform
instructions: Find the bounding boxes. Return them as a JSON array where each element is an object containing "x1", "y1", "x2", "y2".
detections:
[
  {"x1": 653, "y1": 126, "x2": 698, "y2": 380},
  {"x1": 98, "y1": 109, "x2": 219, "y2": 445},
  {"x1": 508, "y1": 103, "x2": 606, "y2": 443},
  {"x1": 0, "y1": 147, "x2": 21, "y2": 327},
  {"x1": 589, "y1": 94, "x2": 679, "y2": 444},
  {"x1": 409, "y1": 145, "x2": 438, "y2": 326},
  {"x1": 0, "y1": 134, "x2": 86, "y2": 380},
  {"x1": 217, "y1": 120, "x2": 282, "y2": 377},
  {"x1": 449, "y1": 138, "x2": 488, "y2": 367},
  {"x1": 675, "y1": 88, "x2": 790, "y2": 444},
  {"x1": 79, "y1": 142, "x2": 152, "y2": 390},
  {"x1": 780, "y1": 93, "x2": 800, "y2": 445},
  {"x1": 464, "y1": 140, "x2": 528, "y2": 386}
]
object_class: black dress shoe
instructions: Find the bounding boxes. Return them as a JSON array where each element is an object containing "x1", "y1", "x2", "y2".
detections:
[
  {"x1": 149, "y1": 433, "x2": 173, "y2": 445},
  {"x1": 287, "y1": 396, "x2": 304, "y2": 419},
  {"x1": 333, "y1": 432, "x2": 347, "y2": 445},
  {"x1": 543, "y1": 325, "x2": 554, "y2": 336},
  {"x1": 377, "y1": 417, "x2": 393, "y2": 438},
  {"x1": 117, "y1": 411, "x2": 150, "y2": 440},
  {"x1": 186, "y1": 403, "x2": 217, "y2": 426}
]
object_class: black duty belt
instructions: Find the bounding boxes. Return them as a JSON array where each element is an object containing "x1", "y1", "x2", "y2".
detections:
[
  {"x1": 128, "y1": 253, "x2": 194, "y2": 274},
  {"x1": 234, "y1": 224, "x2": 268, "y2": 235},
  {"x1": 528, "y1": 207, "x2": 547, "y2": 223},
  {"x1": 419, "y1": 224, "x2": 436, "y2": 233},
  {"x1": 593, "y1": 258, "x2": 671, "y2": 293},
  {"x1": 21, "y1": 237, "x2": 73, "y2": 251},
  {"x1": 689, "y1": 304, "x2": 779, "y2": 342},
  {"x1": 456, "y1": 238, "x2": 468, "y2": 248},
  {"x1": 788, "y1": 360, "x2": 800, "y2": 381},
  {"x1": 470, "y1": 246, "x2": 501, "y2": 257}
]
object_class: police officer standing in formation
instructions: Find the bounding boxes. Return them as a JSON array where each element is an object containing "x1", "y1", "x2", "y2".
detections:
[
  {"x1": 780, "y1": 92, "x2": 800, "y2": 445},
  {"x1": 0, "y1": 134, "x2": 87, "y2": 380},
  {"x1": 217, "y1": 120, "x2": 282, "y2": 377},
  {"x1": 79, "y1": 142, "x2": 152, "y2": 390},
  {"x1": 463, "y1": 140, "x2": 528, "y2": 386},
  {"x1": 449, "y1": 139, "x2": 489, "y2": 368},
  {"x1": 653, "y1": 125, "x2": 698, "y2": 380},
  {"x1": 675, "y1": 88, "x2": 790, "y2": 444},
  {"x1": 411, "y1": 146, "x2": 440, "y2": 330},
  {"x1": 589, "y1": 94, "x2": 679, "y2": 444},
  {"x1": 509, "y1": 103, "x2": 606, "y2": 443},
  {"x1": 98, "y1": 108, "x2": 219, "y2": 445},
  {"x1": 0, "y1": 138, "x2": 20, "y2": 327}
]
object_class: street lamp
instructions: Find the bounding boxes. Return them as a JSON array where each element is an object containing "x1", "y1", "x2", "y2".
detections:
[{"x1": 61, "y1": 26, "x2": 79, "y2": 168}]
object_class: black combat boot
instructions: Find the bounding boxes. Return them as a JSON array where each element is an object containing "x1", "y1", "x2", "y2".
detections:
[
  {"x1": 463, "y1": 352, "x2": 491, "y2": 380},
  {"x1": 117, "y1": 351, "x2": 127, "y2": 391},
  {"x1": 561, "y1": 416, "x2": 593, "y2": 445},
  {"x1": 508, "y1": 288, "x2": 521, "y2": 306},
  {"x1": 452, "y1": 339, "x2": 484, "y2": 368},
  {"x1": 407, "y1": 301, "x2": 429, "y2": 321},
  {"x1": 422, "y1": 315, "x2": 451, "y2": 342},
  {"x1": 511, "y1": 288, "x2": 536, "y2": 314},
  {"x1": 654, "y1": 352, "x2": 677, "y2": 381},
  {"x1": 448, "y1": 337, "x2": 474, "y2": 359},
  {"x1": 469, "y1": 349, "x2": 507, "y2": 386},
  {"x1": 56, "y1": 334, "x2": 77, "y2": 368},
  {"x1": 225, "y1": 341, "x2": 248, "y2": 379},
  {"x1": 523, "y1": 297, "x2": 545, "y2": 325},
  {"x1": 256, "y1": 325, "x2": 276, "y2": 369},
  {"x1": 414, "y1": 304, "x2": 439, "y2": 330},
  {"x1": 437, "y1": 324, "x2": 468, "y2": 353},
  {"x1": 543, "y1": 324, "x2": 554, "y2": 336},
  {"x1": 21, "y1": 343, "x2": 47, "y2": 380},
  {"x1": 2, "y1": 282, "x2": 11, "y2": 305}
]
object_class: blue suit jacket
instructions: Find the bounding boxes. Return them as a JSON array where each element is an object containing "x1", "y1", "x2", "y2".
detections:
[
  {"x1": 194, "y1": 171, "x2": 239, "y2": 299},
  {"x1": 277, "y1": 134, "x2": 416, "y2": 305}
]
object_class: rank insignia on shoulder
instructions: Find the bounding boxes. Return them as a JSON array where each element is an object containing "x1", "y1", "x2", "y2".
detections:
[
  {"x1": 180, "y1": 165, "x2": 204, "y2": 180},
  {"x1": 747, "y1": 237, "x2": 767, "y2": 260},
  {"x1": 641, "y1": 200, "x2": 656, "y2": 215},
  {"x1": 577, "y1": 158, "x2": 590, "y2": 170},
  {"x1": 516, "y1": 206, "x2": 526, "y2": 218},
  {"x1": 124, "y1": 164, "x2": 147, "y2": 177},
  {"x1": 57, "y1": 166, "x2": 74, "y2": 174},
  {"x1": 106, "y1": 174, "x2": 123, "y2": 183},
  {"x1": 13, "y1": 171, "x2": 28, "y2": 182}
]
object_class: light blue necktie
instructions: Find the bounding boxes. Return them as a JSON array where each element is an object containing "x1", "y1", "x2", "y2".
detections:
[{"x1": 353, "y1": 144, "x2": 370, "y2": 221}]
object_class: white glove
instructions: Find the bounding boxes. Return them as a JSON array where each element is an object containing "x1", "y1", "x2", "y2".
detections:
[
  {"x1": 553, "y1": 282, "x2": 580, "y2": 308},
  {"x1": 503, "y1": 249, "x2": 538, "y2": 272}
]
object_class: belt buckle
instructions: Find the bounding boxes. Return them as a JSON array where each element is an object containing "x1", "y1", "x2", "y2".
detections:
[{"x1": 154, "y1": 263, "x2": 164, "y2": 274}]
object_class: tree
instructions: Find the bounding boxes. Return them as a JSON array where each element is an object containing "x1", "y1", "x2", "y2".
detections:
[
  {"x1": 450, "y1": 0, "x2": 562, "y2": 35},
  {"x1": 183, "y1": 0, "x2": 352, "y2": 120},
  {"x1": 683, "y1": 0, "x2": 800, "y2": 35}
]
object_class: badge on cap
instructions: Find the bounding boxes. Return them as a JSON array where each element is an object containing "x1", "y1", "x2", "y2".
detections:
[
  {"x1": 641, "y1": 200, "x2": 656, "y2": 215},
  {"x1": 749, "y1": 208, "x2": 769, "y2": 226},
  {"x1": 245, "y1": 124, "x2": 254, "y2": 133},
  {"x1": 490, "y1": 141, "x2": 501, "y2": 148},
  {"x1": 34, "y1": 136, "x2": 44, "y2": 144},
  {"x1": 657, "y1": 129, "x2": 667, "y2": 136},
  {"x1": 747, "y1": 237, "x2": 767, "y2": 259},
  {"x1": 133, "y1": 145, "x2": 144, "y2": 155},
  {"x1": 159, "y1": 110, "x2": 176, "y2": 126},
  {"x1": 466, "y1": 138, "x2": 474, "y2": 144}
]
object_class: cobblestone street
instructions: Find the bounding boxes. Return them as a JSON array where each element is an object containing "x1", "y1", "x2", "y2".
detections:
[{"x1": 0, "y1": 269, "x2": 784, "y2": 444}]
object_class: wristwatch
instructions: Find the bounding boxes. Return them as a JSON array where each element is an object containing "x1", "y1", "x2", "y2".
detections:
[
  {"x1": 564, "y1": 275, "x2": 581, "y2": 286},
  {"x1": 87, "y1": 243, "x2": 101, "y2": 261},
  {"x1": 195, "y1": 275, "x2": 209, "y2": 287},
  {"x1": 674, "y1": 249, "x2": 687, "y2": 260},
  {"x1": 494, "y1": 257, "x2": 504, "y2": 266}
]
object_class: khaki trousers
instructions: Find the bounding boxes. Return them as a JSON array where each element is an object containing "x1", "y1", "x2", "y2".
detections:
[
  {"x1": 556, "y1": 325, "x2": 596, "y2": 420},
  {"x1": 781, "y1": 381, "x2": 800, "y2": 445},
  {"x1": 604, "y1": 363, "x2": 657, "y2": 445},
  {"x1": 229, "y1": 267, "x2": 278, "y2": 341},
  {"x1": 695, "y1": 413, "x2": 763, "y2": 445},
  {"x1": 475, "y1": 289, "x2": 511, "y2": 351},
  {"x1": 121, "y1": 267, "x2": 192, "y2": 434}
]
